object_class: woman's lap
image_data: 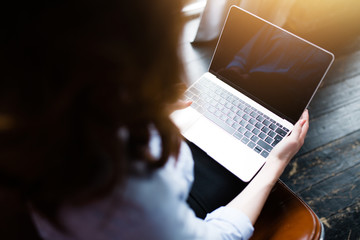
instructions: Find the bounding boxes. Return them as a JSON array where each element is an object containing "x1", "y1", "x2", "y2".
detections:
[{"x1": 186, "y1": 141, "x2": 249, "y2": 219}]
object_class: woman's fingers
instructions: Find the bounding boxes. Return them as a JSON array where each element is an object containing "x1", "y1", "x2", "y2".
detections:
[
  {"x1": 269, "y1": 109, "x2": 309, "y2": 161},
  {"x1": 299, "y1": 109, "x2": 309, "y2": 140},
  {"x1": 166, "y1": 100, "x2": 192, "y2": 114},
  {"x1": 173, "y1": 100, "x2": 192, "y2": 110}
]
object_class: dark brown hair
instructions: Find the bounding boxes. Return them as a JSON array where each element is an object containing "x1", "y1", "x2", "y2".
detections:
[{"x1": 0, "y1": 0, "x2": 185, "y2": 225}]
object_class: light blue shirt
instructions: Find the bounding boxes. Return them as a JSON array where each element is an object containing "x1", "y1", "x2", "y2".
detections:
[{"x1": 31, "y1": 130, "x2": 254, "y2": 240}]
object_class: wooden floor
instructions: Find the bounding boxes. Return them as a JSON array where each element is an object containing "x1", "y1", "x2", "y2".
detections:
[{"x1": 181, "y1": 16, "x2": 360, "y2": 240}]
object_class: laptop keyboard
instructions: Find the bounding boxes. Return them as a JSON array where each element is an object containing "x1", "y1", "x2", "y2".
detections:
[{"x1": 183, "y1": 78, "x2": 290, "y2": 158}]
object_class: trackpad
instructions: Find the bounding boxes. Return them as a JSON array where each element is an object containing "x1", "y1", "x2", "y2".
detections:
[{"x1": 184, "y1": 117, "x2": 265, "y2": 182}]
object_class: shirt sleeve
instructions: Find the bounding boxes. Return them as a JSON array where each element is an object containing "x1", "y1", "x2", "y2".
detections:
[
  {"x1": 31, "y1": 135, "x2": 254, "y2": 240},
  {"x1": 205, "y1": 207, "x2": 254, "y2": 240}
]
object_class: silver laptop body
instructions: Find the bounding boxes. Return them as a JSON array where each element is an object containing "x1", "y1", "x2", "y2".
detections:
[{"x1": 172, "y1": 6, "x2": 334, "y2": 182}]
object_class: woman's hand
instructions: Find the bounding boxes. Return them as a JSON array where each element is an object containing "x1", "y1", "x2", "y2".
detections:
[
  {"x1": 267, "y1": 109, "x2": 309, "y2": 171},
  {"x1": 166, "y1": 100, "x2": 192, "y2": 114},
  {"x1": 227, "y1": 109, "x2": 310, "y2": 225}
]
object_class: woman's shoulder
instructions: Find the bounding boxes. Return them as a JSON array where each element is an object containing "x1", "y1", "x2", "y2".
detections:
[{"x1": 31, "y1": 131, "x2": 196, "y2": 240}]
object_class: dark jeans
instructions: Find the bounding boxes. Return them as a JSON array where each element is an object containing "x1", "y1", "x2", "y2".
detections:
[{"x1": 186, "y1": 140, "x2": 249, "y2": 219}]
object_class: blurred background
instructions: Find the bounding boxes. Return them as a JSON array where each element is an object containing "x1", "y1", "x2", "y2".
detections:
[{"x1": 183, "y1": 0, "x2": 360, "y2": 55}]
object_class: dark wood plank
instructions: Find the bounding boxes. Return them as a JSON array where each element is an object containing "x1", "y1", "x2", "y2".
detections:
[
  {"x1": 308, "y1": 74, "x2": 360, "y2": 119},
  {"x1": 282, "y1": 129, "x2": 360, "y2": 193},
  {"x1": 295, "y1": 163, "x2": 360, "y2": 217},
  {"x1": 296, "y1": 164, "x2": 360, "y2": 240},
  {"x1": 299, "y1": 98, "x2": 360, "y2": 155},
  {"x1": 321, "y1": 202, "x2": 360, "y2": 240},
  {"x1": 282, "y1": 131, "x2": 360, "y2": 240}
]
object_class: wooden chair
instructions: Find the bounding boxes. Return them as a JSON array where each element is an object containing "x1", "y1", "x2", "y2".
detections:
[{"x1": 251, "y1": 180, "x2": 324, "y2": 240}]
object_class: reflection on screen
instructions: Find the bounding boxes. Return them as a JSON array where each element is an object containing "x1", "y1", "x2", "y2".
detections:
[{"x1": 210, "y1": 7, "x2": 333, "y2": 123}]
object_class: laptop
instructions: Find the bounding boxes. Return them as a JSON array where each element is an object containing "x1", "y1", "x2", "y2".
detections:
[{"x1": 172, "y1": 6, "x2": 334, "y2": 182}]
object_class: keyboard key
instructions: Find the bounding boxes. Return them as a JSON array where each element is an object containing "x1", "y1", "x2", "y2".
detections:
[
  {"x1": 227, "y1": 111, "x2": 235, "y2": 118},
  {"x1": 269, "y1": 123, "x2": 277, "y2": 130},
  {"x1": 192, "y1": 102, "x2": 199, "y2": 109},
  {"x1": 261, "y1": 126, "x2": 270, "y2": 134},
  {"x1": 249, "y1": 118, "x2": 257, "y2": 125},
  {"x1": 251, "y1": 135, "x2": 259, "y2": 143},
  {"x1": 204, "y1": 96, "x2": 211, "y2": 103},
  {"x1": 258, "y1": 140, "x2": 273, "y2": 152},
  {"x1": 236, "y1": 101, "x2": 244, "y2": 108},
  {"x1": 203, "y1": 111, "x2": 235, "y2": 135},
  {"x1": 226, "y1": 118, "x2": 234, "y2": 126},
  {"x1": 236, "y1": 110, "x2": 244, "y2": 116},
  {"x1": 250, "y1": 111, "x2": 259, "y2": 118},
  {"x1": 275, "y1": 128, "x2": 287, "y2": 137},
  {"x1": 242, "y1": 114, "x2": 251, "y2": 121},
  {"x1": 244, "y1": 107, "x2": 252, "y2": 114},
  {"x1": 261, "y1": 151, "x2": 269, "y2": 158},
  {"x1": 226, "y1": 95, "x2": 234, "y2": 102},
  {"x1": 208, "y1": 106, "x2": 216, "y2": 113},
  {"x1": 232, "y1": 122, "x2": 240, "y2": 130},
  {"x1": 238, "y1": 126, "x2": 247, "y2": 134},
  {"x1": 275, "y1": 134, "x2": 283, "y2": 142},
  {"x1": 247, "y1": 141, "x2": 256, "y2": 149},
  {"x1": 272, "y1": 139, "x2": 280, "y2": 147},
  {"x1": 268, "y1": 131, "x2": 276, "y2": 138},
  {"x1": 254, "y1": 146, "x2": 262, "y2": 154},
  {"x1": 233, "y1": 99, "x2": 240, "y2": 106},
  {"x1": 245, "y1": 124, "x2": 254, "y2": 131},
  {"x1": 265, "y1": 137, "x2": 273, "y2": 144},
  {"x1": 233, "y1": 116, "x2": 241, "y2": 122},
  {"x1": 231, "y1": 106, "x2": 238, "y2": 113},
  {"x1": 240, "y1": 119, "x2": 247, "y2": 127},
  {"x1": 241, "y1": 137, "x2": 250, "y2": 144},
  {"x1": 225, "y1": 102, "x2": 232, "y2": 109},
  {"x1": 256, "y1": 115, "x2": 265, "y2": 122},
  {"x1": 244, "y1": 131, "x2": 253, "y2": 138},
  {"x1": 259, "y1": 132, "x2": 267, "y2": 139},
  {"x1": 263, "y1": 119, "x2": 271, "y2": 126},
  {"x1": 221, "y1": 107, "x2": 229, "y2": 115},
  {"x1": 252, "y1": 128, "x2": 260, "y2": 135},
  {"x1": 255, "y1": 122, "x2": 263, "y2": 129},
  {"x1": 220, "y1": 92, "x2": 228, "y2": 99},
  {"x1": 234, "y1": 132, "x2": 243, "y2": 140}
]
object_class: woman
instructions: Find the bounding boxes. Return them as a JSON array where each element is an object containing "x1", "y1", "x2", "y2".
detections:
[{"x1": 0, "y1": 0, "x2": 309, "y2": 239}]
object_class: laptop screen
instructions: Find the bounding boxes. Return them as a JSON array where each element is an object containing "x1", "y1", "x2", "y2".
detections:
[{"x1": 209, "y1": 6, "x2": 334, "y2": 124}]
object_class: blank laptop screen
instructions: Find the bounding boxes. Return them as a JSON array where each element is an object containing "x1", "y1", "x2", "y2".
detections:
[{"x1": 210, "y1": 7, "x2": 334, "y2": 124}]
